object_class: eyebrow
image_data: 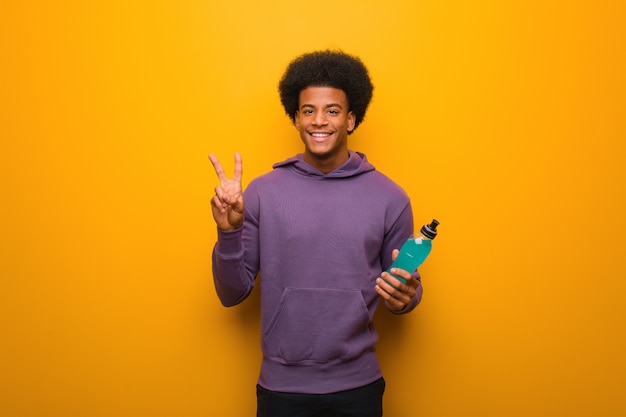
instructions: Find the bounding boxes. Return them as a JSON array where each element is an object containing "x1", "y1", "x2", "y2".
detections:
[{"x1": 300, "y1": 103, "x2": 344, "y2": 109}]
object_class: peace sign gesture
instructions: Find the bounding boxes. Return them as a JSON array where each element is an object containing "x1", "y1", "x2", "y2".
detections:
[{"x1": 208, "y1": 153, "x2": 244, "y2": 231}]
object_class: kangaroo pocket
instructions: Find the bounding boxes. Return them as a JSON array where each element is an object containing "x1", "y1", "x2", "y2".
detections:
[{"x1": 262, "y1": 287, "x2": 376, "y2": 365}]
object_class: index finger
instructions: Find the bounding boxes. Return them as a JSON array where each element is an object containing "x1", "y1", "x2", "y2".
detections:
[{"x1": 208, "y1": 154, "x2": 228, "y2": 183}]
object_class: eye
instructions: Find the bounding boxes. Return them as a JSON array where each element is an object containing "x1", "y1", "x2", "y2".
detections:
[
  {"x1": 303, "y1": 109, "x2": 314, "y2": 115},
  {"x1": 328, "y1": 109, "x2": 339, "y2": 115}
]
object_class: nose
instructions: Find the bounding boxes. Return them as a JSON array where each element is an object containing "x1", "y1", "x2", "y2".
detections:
[{"x1": 312, "y1": 112, "x2": 328, "y2": 126}]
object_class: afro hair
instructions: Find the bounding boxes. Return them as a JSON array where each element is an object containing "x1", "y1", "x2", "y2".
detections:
[{"x1": 278, "y1": 50, "x2": 374, "y2": 133}]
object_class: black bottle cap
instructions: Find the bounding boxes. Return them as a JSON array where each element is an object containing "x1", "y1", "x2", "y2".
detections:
[{"x1": 420, "y1": 219, "x2": 440, "y2": 239}]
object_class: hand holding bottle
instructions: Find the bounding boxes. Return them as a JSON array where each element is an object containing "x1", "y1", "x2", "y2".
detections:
[{"x1": 376, "y1": 248, "x2": 421, "y2": 312}]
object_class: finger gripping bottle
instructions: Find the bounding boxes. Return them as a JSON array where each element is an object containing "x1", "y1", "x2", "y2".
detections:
[{"x1": 387, "y1": 219, "x2": 440, "y2": 283}]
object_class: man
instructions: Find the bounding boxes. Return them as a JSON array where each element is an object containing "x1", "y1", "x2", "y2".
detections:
[{"x1": 209, "y1": 50, "x2": 422, "y2": 417}]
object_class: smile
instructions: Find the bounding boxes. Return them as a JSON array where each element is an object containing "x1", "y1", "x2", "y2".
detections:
[{"x1": 310, "y1": 132, "x2": 331, "y2": 138}]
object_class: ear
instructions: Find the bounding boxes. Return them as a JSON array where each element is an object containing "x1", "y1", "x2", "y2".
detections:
[
  {"x1": 347, "y1": 111, "x2": 356, "y2": 133},
  {"x1": 294, "y1": 111, "x2": 300, "y2": 129}
]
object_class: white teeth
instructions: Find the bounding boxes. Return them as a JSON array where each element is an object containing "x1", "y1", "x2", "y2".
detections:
[{"x1": 311, "y1": 133, "x2": 330, "y2": 137}]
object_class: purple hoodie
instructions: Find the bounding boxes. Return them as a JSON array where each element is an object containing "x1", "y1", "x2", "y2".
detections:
[{"x1": 212, "y1": 151, "x2": 422, "y2": 394}]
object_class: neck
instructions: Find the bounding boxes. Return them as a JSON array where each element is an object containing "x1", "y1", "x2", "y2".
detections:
[{"x1": 304, "y1": 150, "x2": 350, "y2": 174}]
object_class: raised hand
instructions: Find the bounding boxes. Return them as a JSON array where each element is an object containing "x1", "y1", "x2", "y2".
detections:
[{"x1": 208, "y1": 153, "x2": 244, "y2": 231}]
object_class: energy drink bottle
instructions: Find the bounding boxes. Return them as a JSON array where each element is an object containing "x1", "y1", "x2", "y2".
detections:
[{"x1": 387, "y1": 219, "x2": 440, "y2": 283}]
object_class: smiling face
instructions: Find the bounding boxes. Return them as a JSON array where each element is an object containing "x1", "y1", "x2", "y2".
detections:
[{"x1": 294, "y1": 86, "x2": 356, "y2": 174}]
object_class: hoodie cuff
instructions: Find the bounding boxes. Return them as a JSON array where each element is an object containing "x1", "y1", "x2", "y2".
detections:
[{"x1": 215, "y1": 227, "x2": 244, "y2": 256}]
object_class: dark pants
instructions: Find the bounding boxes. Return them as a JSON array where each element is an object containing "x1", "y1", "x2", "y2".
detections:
[{"x1": 256, "y1": 378, "x2": 385, "y2": 417}]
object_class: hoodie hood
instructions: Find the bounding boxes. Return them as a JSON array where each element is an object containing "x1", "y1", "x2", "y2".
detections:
[{"x1": 272, "y1": 151, "x2": 375, "y2": 179}]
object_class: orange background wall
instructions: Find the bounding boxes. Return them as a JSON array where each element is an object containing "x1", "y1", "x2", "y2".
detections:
[{"x1": 1, "y1": 1, "x2": 625, "y2": 416}]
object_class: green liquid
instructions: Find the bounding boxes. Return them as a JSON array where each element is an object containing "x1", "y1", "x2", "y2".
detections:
[{"x1": 386, "y1": 238, "x2": 432, "y2": 283}]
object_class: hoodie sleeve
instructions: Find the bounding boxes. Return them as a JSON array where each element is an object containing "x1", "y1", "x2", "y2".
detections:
[{"x1": 211, "y1": 205, "x2": 260, "y2": 307}]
